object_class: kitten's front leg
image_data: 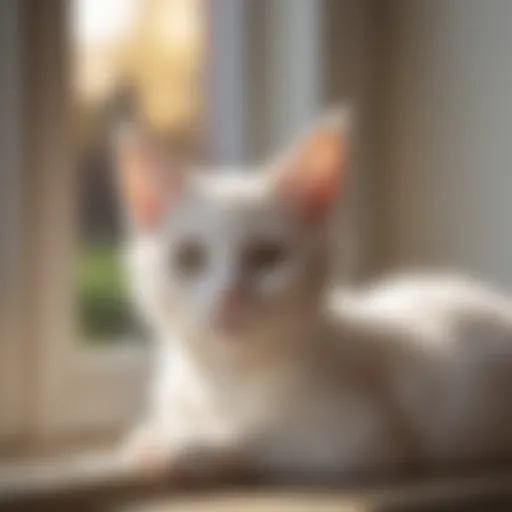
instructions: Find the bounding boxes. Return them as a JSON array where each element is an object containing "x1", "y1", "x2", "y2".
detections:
[
  {"x1": 121, "y1": 422, "x2": 257, "y2": 486},
  {"x1": 121, "y1": 421, "x2": 175, "y2": 476},
  {"x1": 165, "y1": 442, "x2": 258, "y2": 487}
]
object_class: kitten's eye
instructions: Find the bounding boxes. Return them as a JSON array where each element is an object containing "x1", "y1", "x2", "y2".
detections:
[
  {"x1": 173, "y1": 240, "x2": 207, "y2": 277},
  {"x1": 243, "y1": 240, "x2": 288, "y2": 274}
]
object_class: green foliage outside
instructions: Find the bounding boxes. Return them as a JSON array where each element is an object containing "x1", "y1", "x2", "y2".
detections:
[{"x1": 78, "y1": 245, "x2": 133, "y2": 342}]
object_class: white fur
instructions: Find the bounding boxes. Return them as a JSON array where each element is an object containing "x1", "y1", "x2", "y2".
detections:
[
  {"x1": 121, "y1": 168, "x2": 512, "y2": 482},
  {"x1": 117, "y1": 108, "x2": 512, "y2": 480}
]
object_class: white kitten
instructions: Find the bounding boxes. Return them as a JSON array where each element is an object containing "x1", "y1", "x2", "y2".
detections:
[{"x1": 115, "y1": 109, "x2": 512, "y2": 484}]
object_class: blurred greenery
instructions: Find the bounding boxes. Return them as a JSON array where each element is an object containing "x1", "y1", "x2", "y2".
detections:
[
  {"x1": 78, "y1": 245, "x2": 132, "y2": 342},
  {"x1": 74, "y1": 0, "x2": 202, "y2": 343}
]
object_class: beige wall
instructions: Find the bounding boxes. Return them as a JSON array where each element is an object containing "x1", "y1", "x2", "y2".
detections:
[
  {"x1": 0, "y1": 0, "x2": 25, "y2": 440},
  {"x1": 323, "y1": 0, "x2": 380, "y2": 282},
  {"x1": 373, "y1": 0, "x2": 512, "y2": 289}
]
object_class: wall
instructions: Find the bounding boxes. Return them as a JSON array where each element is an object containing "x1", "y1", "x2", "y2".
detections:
[
  {"x1": 374, "y1": 0, "x2": 512, "y2": 289},
  {"x1": 0, "y1": 0, "x2": 25, "y2": 441}
]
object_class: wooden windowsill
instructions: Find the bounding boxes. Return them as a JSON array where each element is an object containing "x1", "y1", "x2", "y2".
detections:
[{"x1": 1, "y1": 453, "x2": 512, "y2": 512}]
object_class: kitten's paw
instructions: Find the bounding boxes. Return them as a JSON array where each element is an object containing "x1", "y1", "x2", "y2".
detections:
[
  {"x1": 120, "y1": 429, "x2": 172, "y2": 476},
  {"x1": 167, "y1": 444, "x2": 256, "y2": 488}
]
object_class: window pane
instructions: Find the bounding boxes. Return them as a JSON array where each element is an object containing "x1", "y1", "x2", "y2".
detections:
[{"x1": 71, "y1": 0, "x2": 203, "y2": 343}]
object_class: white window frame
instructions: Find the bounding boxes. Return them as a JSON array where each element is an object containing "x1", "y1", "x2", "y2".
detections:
[
  {"x1": 20, "y1": 0, "x2": 150, "y2": 439},
  {"x1": 2, "y1": 0, "x2": 369, "y2": 449}
]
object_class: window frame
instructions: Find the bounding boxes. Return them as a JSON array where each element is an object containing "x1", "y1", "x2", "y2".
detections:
[
  {"x1": 5, "y1": 0, "x2": 351, "y2": 447},
  {"x1": 19, "y1": 0, "x2": 150, "y2": 439}
]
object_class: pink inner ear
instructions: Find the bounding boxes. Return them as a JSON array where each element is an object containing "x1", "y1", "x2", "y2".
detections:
[
  {"x1": 118, "y1": 138, "x2": 182, "y2": 230},
  {"x1": 278, "y1": 130, "x2": 346, "y2": 223},
  {"x1": 301, "y1": 162, "x2": 341, "y2": 222},
  {"x1": 125, "y1": 168, "x2": 162, "y2": 228}
]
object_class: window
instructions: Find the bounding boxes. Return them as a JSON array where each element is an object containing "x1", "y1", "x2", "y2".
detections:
[
  {"x1": 1, "y1": 0, "x2": 327, "y2": 452},
  {"x1": 17, "y1": 0, "x2": 208, "y2": 443},
  {"x1": 73, "y1": 0, "x2": 203, "y2": 345}
]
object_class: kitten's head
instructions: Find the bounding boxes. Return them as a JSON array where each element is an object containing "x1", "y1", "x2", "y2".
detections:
[{"x1": 114, "y1": 109, "x2": 350, "y2": 356}]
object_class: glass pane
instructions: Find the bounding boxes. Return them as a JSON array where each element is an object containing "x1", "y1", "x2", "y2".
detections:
[{"x1": 71, "y1": 0, "x2": 203, "y2": 343}]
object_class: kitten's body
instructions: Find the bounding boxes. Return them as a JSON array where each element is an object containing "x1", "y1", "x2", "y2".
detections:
[
  {"x1": 129, "y1": 271, "x2": 512, "y2": 480},
  {"x1": 116, "y1": 113, "x2": 512, "y2": 483}
]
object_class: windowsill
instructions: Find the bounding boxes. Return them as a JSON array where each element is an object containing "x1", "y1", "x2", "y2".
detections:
[
  {"x1": 1, "y1": 454, "x2": 512, "y2": 512},
  {"x1": 0, "y1": 448, "x2": 161, "y2": 511}
]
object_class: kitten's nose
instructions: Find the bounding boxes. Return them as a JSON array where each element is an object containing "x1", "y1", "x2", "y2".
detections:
[
  {"x1": 215, "y1": 287, "x2": 248, "y2": 333},
  {"x1": 219, "y1": 287, "x2": 242, "y2": 314}
]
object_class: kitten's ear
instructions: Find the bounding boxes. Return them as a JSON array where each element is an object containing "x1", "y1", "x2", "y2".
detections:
[
  {"x1": 271, "y1": 106, "x2": 351, "y2": 223},
  {"x1": 112, "y1": 124, "x2": 183, "y2": 231}
]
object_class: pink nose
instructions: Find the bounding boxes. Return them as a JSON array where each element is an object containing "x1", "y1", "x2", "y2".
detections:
[{"x1": 219, "y1": 288, "x2": 242, "y2": 314}]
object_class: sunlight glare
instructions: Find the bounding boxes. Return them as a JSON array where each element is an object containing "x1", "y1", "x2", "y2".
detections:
[{"x1": 74, "y1": 0, "x2": 137, "y2": 47}]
